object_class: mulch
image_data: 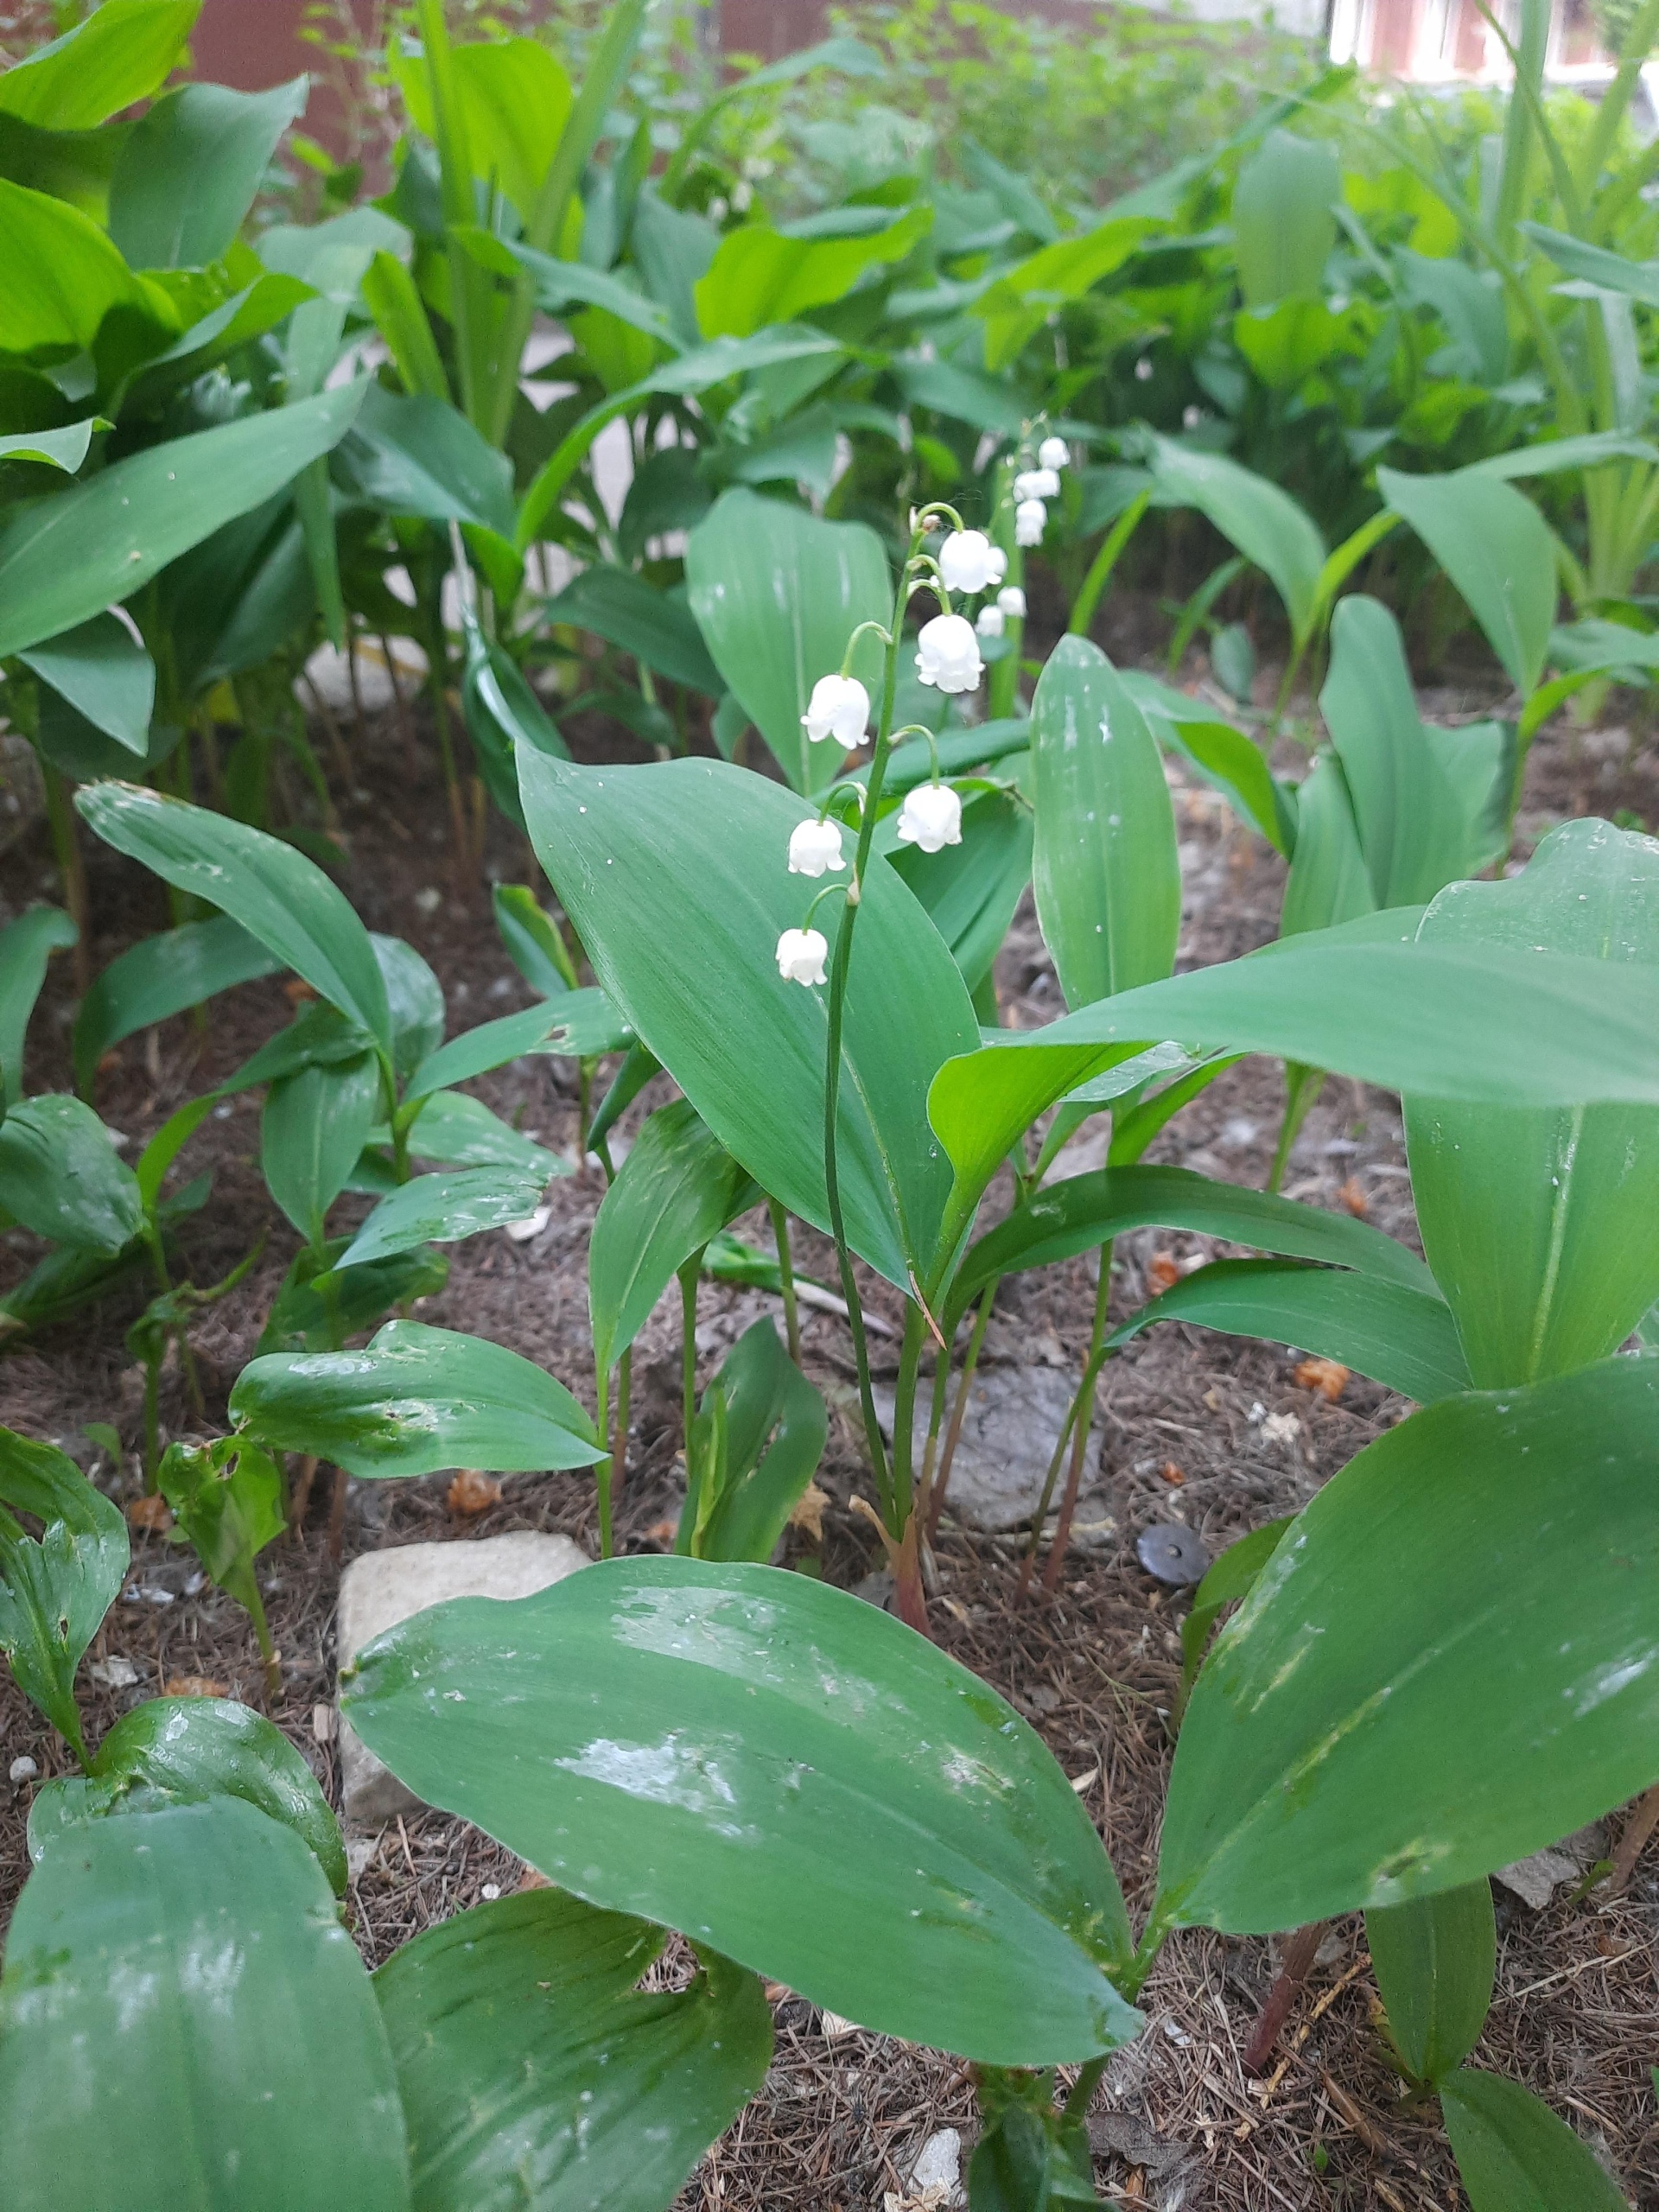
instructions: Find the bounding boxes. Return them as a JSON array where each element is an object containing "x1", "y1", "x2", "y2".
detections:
[{"x1": 3, "y1": 607, "x2": 1658, "y2": 2209}]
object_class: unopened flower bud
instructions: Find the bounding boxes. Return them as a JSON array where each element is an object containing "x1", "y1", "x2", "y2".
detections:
[
  {"x1": 914, "y1": 612, "x2": 983, "y2": 695},
  {"x1": 788, "y1": 817, "x2": 845, "y2": 877},
  {"x1": 896, "y1": 784, "x2": 963, "y2": 854},
  {"x1": 937, "y1": 529, "x2": 999, "y2": 594},
  {"x1": 1038, "y1": 435, "x2": 1069, "y2": 472},
  {"x1": 801, "y1": 672, "x2": 870, "y2": 747},
  {"x1": 986, "y1": 544, "x2": 1008, "y2": 585},
  {"x1": 1014, "y1": 499, "x2": 1046, "y2": 549},
  {"x1": 998, "y1": 584, "x2": 1027, "y2": 619},
  {"x1": 775, "y1": 927, "x2": 829, "y2": 986},
  {"x1": 976, "y1": 603, "x2": 1005, "y2": 639},
  {"x1": 1135, "y1": 355, "x2": 1154, "y2": 381}
]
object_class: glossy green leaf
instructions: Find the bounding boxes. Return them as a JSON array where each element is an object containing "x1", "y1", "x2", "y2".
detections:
[
  {"x1": 974, "y1": 214, "x2": 1151, "y2": 370},
  {"x1": 361, "y1": 248, "x2": 449, "y2": 401},
  {"x1": 0, "y1": 1798, "x2": 413, "y2": 2212},
  {"x1": 337, "y1": 1166, "x2": 548, "y2": 1272},
  {"x1": 262, "y1": 1051, "x2": 383, "y2": 1247},
  {"x1": 0, "y1": 1094, "x2": 142, "y2": 1253},
  {"x1": 493, "y1": 883, "x2": 575, "y2": 997},
  {"x1": 1031, "y1": 634, "x2": 1179, "y2": 1011},
  {"x1": 695, "y1": 204, "x2": 930, "y2": 337},
  {"x1": 119, "y1": 272, "x2": 319, "y2": 413},
  {"x1": 1179, "y1": 1516, "x2": 1294, "y2": 1700},
  {"x1": 29, "y1": 1695, "x2": 346, "y2": 1893},
  {"x1": 393, "y1": 1091, "x2": 566, "y2": 1180},
  {"x1": 968, "y1": 2088, "x2": 1097, "y2": 2210},
  {"x1": 337, "y1": 385, "x2": 515, "y2": 537},
  {"x1": 232, "y1": 1318, "x2": 601, "y2": 1478},
  {"x1": 951, "y1": 1161, "x2": 1434, "y2": 1332},
  {"x1": 1440, "y1": 2069, "x2": 1631, "y2": 2212},
  {"x1": 344, "y1": 1557, "x2": 1142, "y2": 2065},
  {"x1": 107, "y1": 79, "x2": 307, "y2": 270},
  {"x1": 1234, "y1": 294, "x2": 1358, "y2": 391},
  {"x1": 1109, "y1": 1257, "x2": 1471, "y2": 1403},
  {"x1": 1156, "y1": 1359, "x2": 1659, "y2": 1935},
  {"x1": 399, "y1": 35, "x2": 572, "y2": 222},
  {"x1": 888, "y1": 787, "x2": 1032, "y2": 996},
  {"x1": 521, "y1": 752, "x2": 980, "y2": 1290},
  {"x1": 0, "y1": 173, "x2": 169, "y2": 353},
  {"x1": 0, "y1": 383, "x2": 365, "y2": 661},
  {"x1": 73, "y1": 916, "x2": 280, "y2": 1096},
  {"x1": 376, "y1": 1888, "x2": 769, "y2": 2212},
  {"x1": 544, "y1": 566, "x2": 723, "y2": 695},
  {"x1": 590, "y1": 1099, "x2": 755, "y2": 1381},
  {"x1": 374, "y1": 933, "x2": 447, "y2": 1085},
  {"x1": 1119, "y1": 671, "x2": 1288, "y2": 853},
  {"x1": 0, "y1": 1426, "x2": 126, "y2": 1762},
  {"x1": 461, "y1": 619, "x2": 569, "y2": 832},
  {"x1": 1320, "y1": 596, "x2": 1508, "y2": 906},
  {"x1": 514, "y1": 243, "x2": 677, "y2": 346},
  {"x1": 1407, "y1": 820, "x2": 1659, "y2": 1387},
  {"x1": 1147, "y1": 435, "x2": 1325, "y2": 643},
  {"x1": 0, "y1": 906, "x2": 76, "y2": 1108},
  {"x1": 404, "y1": 998, "x2": 612, "y2": 1104},
  {"x1": 1279, "y1": 750, "x2": 1374, "y2": 938},
  {"x1": 157, "y1": 1434, "x2": 285, "y2": 1638},
  {"x1": 1379, "y1": 466, "x2": 1555, "y2": 696},
  {"x1": 684, "y1": 488, "x2": 890, "y2": 791},
  {"x1": 0, "y1": 0, "x2": 198, "y2": 131},
  {"x1": 682, "y1": 1318, "x2": 826, "y2": 1565},
  {"x1": 0, "y1": 420, "x2": 99, "y2": 472},
  {"x1": 1366, "y1": 1882, "x2": 1494, "y2": 2087},
  {"x1": 18, "y1": 609, "x2": 154, "y2": 758},
  {"x1": 77, "y1": 783, "x2": 391, "y2": 1053},
  {"x1": 254, "y1": 1238, "x2": 448, "y2": 1357},
  {"x1": 1232, "y1": 130, "x2": 1339, "y2": 308}
]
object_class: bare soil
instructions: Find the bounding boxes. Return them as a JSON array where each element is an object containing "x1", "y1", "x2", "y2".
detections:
[{"x1": 3, "y1": 621, "x2": 1657, "y2": 2212}]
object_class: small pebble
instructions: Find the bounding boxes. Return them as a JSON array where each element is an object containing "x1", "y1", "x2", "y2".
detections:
[
  {"x1": 10, "y1": 1756, "x2": 38, "y2": 1784},
  {"x1": 480, "y1": 1882, "x2": 502, "y2": 1902}
]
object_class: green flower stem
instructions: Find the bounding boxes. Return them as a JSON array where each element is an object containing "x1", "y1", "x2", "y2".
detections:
[
  {"x1": 768, "y1": 1198, "x2": 801, "y2": 1363},
  {"x1": 1042, "y1": 1240, "x2": 1115, "y2": 1594},
  {"x1": 1068, "y1": 489, "x2": 1150, "y2": 640},
  {"x1": 680, "y1": 1254, "x2": 702, "y2": 1456},
  {"x1": 927, "y1": 1281, "x2": 996, "y2": 1542},
  {"x1": 594, "y1": 1364, "x2": 614, "y2": 1560}
]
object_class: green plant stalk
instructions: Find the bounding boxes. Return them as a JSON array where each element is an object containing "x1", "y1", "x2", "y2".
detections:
[
  {"x1": 41, "y1": 763, "x2": 90, "y2": 996},
  {"x1": 914, "y1": 1338, "x2": 951, "y2": 1539},
  {"x1": 680, "y1": 1253, "x2": 701, "y2": 1459},
  {"x1": 1068, "y1": 489, "x2": 1150, "y2": 639},
  {"x1": 415, "y1": 0, "x2": 493, "y2": 433},
  {"x1": 1268, "y1": 1062, "x2": 1325, "y2": 1193},
  {"x1": 1575, "y1": 0, "x2": 1659, "y2": 205},
  {"x1": 612, "y1": 1346, "x2": 632, "y2": 1497},
  {"x1": 928, "y1": 1281, "x2": 996, "y2": 1541},
  {"x1": 594, "y1": 1363, "x2": 614, "y2": 1559},
  {"x1": 1494, "y1": 0, "x2": 1549, "y2": 251},
  {"x1": 242, "y1": 1572, "x2": 282, "y2": 1699},
  {"x1": 1042, "y1": 1240, "x2": 1114, "y2": 1593},
  {"x1": 768, "y1": 1197, "x2": 801, "y2": 1363},
  {"x1": 888, "y1": 1300, "x2": 928, "y2": 1536}
]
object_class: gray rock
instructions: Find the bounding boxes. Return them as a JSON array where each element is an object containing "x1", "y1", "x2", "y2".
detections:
[
  {"x1": 1494, "y1": 1823, "x2": 1607, "y2": 1910},
  {"x1": 873, "y1": 1363, "x2": 1085, "y2": 1532},
  {"x1": 337, "y1": 1532, "x2": 588, "y2": 1824}
]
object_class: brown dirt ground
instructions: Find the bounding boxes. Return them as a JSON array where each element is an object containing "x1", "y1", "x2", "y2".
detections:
[{"x1": 3, "y1": 612, "x2": 1657, "y2": 2212}]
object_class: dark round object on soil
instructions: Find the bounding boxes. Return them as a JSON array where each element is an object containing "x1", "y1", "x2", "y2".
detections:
[{"x1": 1136, "y1": 1522, "x2": 1210, "y2": 1586}]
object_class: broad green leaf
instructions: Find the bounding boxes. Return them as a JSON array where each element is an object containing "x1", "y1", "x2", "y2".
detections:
[
  {"x1": 0, "y1": 1094, "x2": 142, "y2": 1253},
  {"x1": 493, "y1": 883, "x2": 575, "y2": 997},
  {"x1": 1523, "y1": 219, "x2": 1659, "y2": 310},
  {"x1": 1395, "y1": 247, "x2": 1508, "y2": 384},
  {"x1": 226, "y1": 1001, "x2": 376, "y2": 1094},
  {"x1": 397, "y1": 35, "x2": 572, "y2": 222},
  {"x1": 685, "y1": 488, "x2": 890, "y2": 792},
  {"x1": 685, "y1": 1319, "x2": 827, "y2": 1565},
  {"x1": 1366, "y1": 1883, "x2": 1494, "y2": 2087},
  {"x1": 0, "y1": 420, "x2": 99, "y2": 471},
  {"x1": 514, "y1": 243, "x2": 677, "y2": 346},
  {"x1": 1179, "y1": 1516, "x2": 1294, "y2": 1699},
  {"x1": 1147, "y1": 436, "x2": 1326, "y2": 643},
  {"x1": 77, "y1": 784, "x2": 391, "y2": 1053},
  {"x1": 1407, "y1": 818, "x2": 1659, "y2": 1386},
  {"x1": 1279, "y1": 751, "x2": 1374, "y2": 938},
  {"x1": 376, "y1": 1889, "x2": 769, "y2": 2212},
  {"x1": 1235, "y1": 296, "x2": 1361, "y2": 390},
  {"x1": 337, "y1": 384, "x2": 515, "y2": 537},
  {"x1": 73, "y1": 915, "x2": 278, "y2": 1096},
  {"x1": 1231, "y1": 130, "x2": 1339, "y2": 308},
  {"x1": 1378, "y1": 466, "x2": 1555, "y2": 696},
  {"x1": 0, "y1": 1799, "x2": 413, "y2": 2212},
  {"x1": 696, "y1": 204, "x2": 930, "y2": 337},
  {"x1": 232, "y1": 1318, "x2": 601, "y2": 1478},
  {"x1": 1118, "y1": 671, "x2": 1288, "y2": 852},
  {"x1": 17, "y1": 609, "x2": 154, "y2": 758},
  {"x1": 888, "y1": 787, "x2": 1032, "y2": 996},
  {"x1": 1031, "y1": 635, "x2": 1179, "y2": 1011},
  {"x1": 0, "y1": 382, "x2": 365, "y2": 660},
  {"x1": 590, "y1": 1098, "x2": 755, "y2": 1381},
  {"x1": 374, "y1": 933, "x2": 447, "y2": 1085},
  {"x1": 0, "y1": 1426, "x2": 126, "y2": 1762},
  {"x1": 975, "y1": 214, "x2": 1152, "y2": 370},
  {"x1": 545, "y1": 566, "x2": 722, "y2": 694},
  {"x1": 107, "y1": 79, "x2": 308, "y2": 270},
  {"x1": 335, "y1": 1166, "x2": 548, "y2": 1272},
  {"x1": 968, "y1": 2087, "x2": 1097, "y2": 2210},
  {"x1": 1109, "y1": 1256, "x2": 1472, "y2": 1403},
  {"x1": 360, "y1": 249, "x2": 449, "y2": 401},
  {"x1": 462, "y1": 623, "x2": 569, "y2": 830},
  {"x1": 951, "y1": 1160, "x2": 1435, "y2": 1332},
  {"x1": 118, "y1": 272, "x2": 317, "y2": 413},
  {"x1": 0, "y1": 172, "x2": 170, "y2": 353},
  {"x1": 1320, "y1": 596, "x2": 1508, "y2": 905},
  {"x1": 404, "y1": 992, "x2": 629, "y2": 1103},
  {"x1": 263, "y1": 1051, "x2": 383, "y2": 1246},
  {"x1": 157, "y1": 1434, "x2": 285, "y2": 1640},
  {"x1": 29, "y1": 1695, "x2": 346, "y2": 1892},
  {"x1": 253, "y1": 1238, "x2": 448, "y2": 1357},
  {"x1": 0, "y1": 0, "x2": 197, "y2": 131},
  {"x1": 521, "y1": 752, "x2": 980, "y2": 1290},
  {"x1": 1156, "y1": 1358, "x2": 1659, "y2": 1934},
  {"x1": 394, "y1": 1091, "x2": 566, "y2": 1180},
  {"x1": 1440, "y1": 2069, "x2": 1631, "y2": 2212},
  {"x1": 0, "y1": 906, "x2": 76, "y2": 1108},
  {"x1": 343, "y1": 1557, "x2": 1142, "y2": 2065},
  {"x1": 1469, "y1": 429, "x2": 1659, "y2": 479}
]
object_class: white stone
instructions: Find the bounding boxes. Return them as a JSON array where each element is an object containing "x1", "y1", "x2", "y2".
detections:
[
  {"x1": 10, "y1": 1756, "x2": 38, "y2": 1784},
  {"x1": 337, "y1": 1533, "x2": 589, "y2": 1823},
  {"x1": 912, "y1": 2127, "x2": 963, "y2": 2201}
]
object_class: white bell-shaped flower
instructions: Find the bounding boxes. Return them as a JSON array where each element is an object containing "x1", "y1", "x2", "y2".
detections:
[
  {"x1": 896, "y1": 783, "x2": 963, "y2": 855},
  {"x1": 976, "y1": 603, "x2": 1005, "y2": 639},
  {"x1": 775, "y1": 927, "x2": 830, "y2": 986},
  {"x1": 998, "y1": 584, "x2": 1027, "y2": 619},
  {"x1": 1014, "y1": 499, "x2": 1046, "y2": 548},
  {"x1": 1013, "y1": 467, "x2": 1060, "y2": 503},
  {"x1": 986, "y1": 544, "x2": 1008, "y2": 586},
  {"x1": 937, "y1": 529, "x2": 999, "y2": 595},
  {"x1": 800, "y1": 672, "x2": 870, "y2": 747},
  {"x1": 1038, "y1": 435, "x2": 1069, "y2": 473},
  {"x1": 914, "y1": 612, "x2": 983, "y2": 695},
  {"x1": 787, "y1": 817, "x2": 845, "y2": 877}
]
